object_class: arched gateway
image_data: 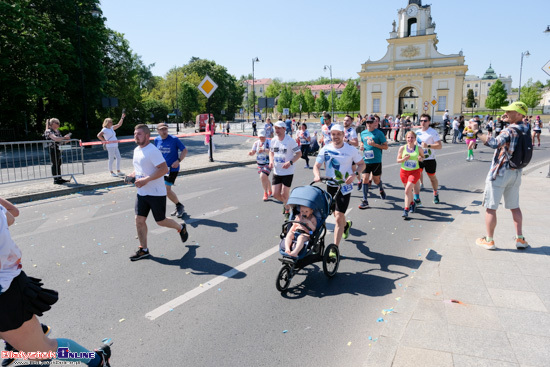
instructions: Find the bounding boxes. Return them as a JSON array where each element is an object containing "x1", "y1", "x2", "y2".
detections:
[{"x1": 359, "y1": 0, "x2": 468, "y2": 121}]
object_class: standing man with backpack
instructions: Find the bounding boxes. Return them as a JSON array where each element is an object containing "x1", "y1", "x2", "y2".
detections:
[{"x1": 474, "y1": 102, "x2": 532, "y2": 251}]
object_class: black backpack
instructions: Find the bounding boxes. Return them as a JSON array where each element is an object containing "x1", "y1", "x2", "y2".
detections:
[{"x1": 508, "y1": 127, "x2": 532, "y2": 169}]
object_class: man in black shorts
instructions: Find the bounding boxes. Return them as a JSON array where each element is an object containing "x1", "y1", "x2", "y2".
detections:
[
  {"x1": 313, "y1": 125, "x2": 365, "y2": 248},
  {"x1": 269, "y1": 121, "x2": 301, "y2": 219},
  {"x1": 154, "y1": 123, "x2": 188, "y2": 218},
  {"x1": 126, "y1": 124, "x2": 188, "y2": 261}
]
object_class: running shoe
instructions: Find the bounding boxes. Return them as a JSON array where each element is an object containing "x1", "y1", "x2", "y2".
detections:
[
  {"x1": 176, "y1": 204, "x2": 185, "y2": 218},
  {"x1": 358, "y1": 200, "x2": 370, "y2": 210},
  {"x1": 342, "y1": 220, "x2": 352, "y2": 239},
  {"x1": 170, "y1": 207, "x2": 178, "y2": 216},
  {"x1": 414, "y1": 198, "x2": 422, "y2": 208},
  {"x1": 2, "y1": 325, "x2": 51, "y2": 367},
  {"x1": 515, "y1": 237, "x2": 529, "y2": 250},
  {"x1": 263, "y1": 193, "x2": 268, "y2": 201},
  {"x1": 410, "y1": 202, "x2": 416, "y2": 213},
  {"x1": 179, "y1": 223, "x2": 189, "y2": 243},
  {"x1": 475, "y1": 237, "x2": 496, "y2": 250},
  {"x1": 402, "y1": 209, "x2": 409, "y2": 219},
  {"x1": 117, "y1": 172, "x2": 125, "y2": 176},
  {"x1": 304, "y1": 165, "x2": 310, "y2": 169},
  {"x1": 110, "y1": 172, "x2": 118, "y2": 177},
  {"x1": 94, "y1": 343, "x2": 112, "y2": 367},
  {"x1": 433, "y1": 194, "x2": 440, "y2": 204},
  {"x1": 357, "y1": 181, "x2": 362, "y2": 191},
  {"x1": 268, "y1": 191, "x2": 273, "y2": 197},
  {"x1": 130, "y1": 248, "x2": 150, "y2": 261},
  {"x1": 379, "y1": 189, "x2": 386, "y2": 200},
  {"x1": 329, "y1": 248, "x2": 337, "y2": 259}
]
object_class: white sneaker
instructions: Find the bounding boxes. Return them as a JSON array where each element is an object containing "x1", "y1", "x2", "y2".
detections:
[
  {"x1": 117, "y1": 172, "x2": 125, "y2": 176},
  {"x1": 110, "y1": 172, "x2": 118, "y2": 177},
  {"x1": 515, "y1": 237, "x2": 529, "y2": 250}
]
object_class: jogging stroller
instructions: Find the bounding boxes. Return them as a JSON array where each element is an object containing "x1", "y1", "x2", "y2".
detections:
[{"x1": 275, "y1": 179, "x2": 341, "y2": 292}]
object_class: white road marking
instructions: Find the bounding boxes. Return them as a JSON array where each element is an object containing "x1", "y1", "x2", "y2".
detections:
[
  {"x1": 146, "y1": 206, "x2": 354, "y2": 320},
  {"x1": 145, "y1": 245, "x2": 279, "y2": 320},
  {"x1": 150, "y1": 206, "x2": 238, "y2": 234}
]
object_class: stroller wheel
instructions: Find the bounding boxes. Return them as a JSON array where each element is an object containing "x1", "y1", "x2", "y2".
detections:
[
  {"x1": 323, "y1": 244, "x2": 340, "y2": 278},
  {"x1": 276, "y1": 265, "x2": 293, "y2": 292}
]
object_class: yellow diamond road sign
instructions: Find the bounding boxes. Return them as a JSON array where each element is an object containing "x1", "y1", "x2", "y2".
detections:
[
  {"x1": 431, "y1": 99, "x2": 437, "y2": 106},
  {"x1": 198, "y1": 75, "x2": 218, "y2": 98},
  {"x1": 542, "y1": 60, "x2": 550, "y2": 77}
]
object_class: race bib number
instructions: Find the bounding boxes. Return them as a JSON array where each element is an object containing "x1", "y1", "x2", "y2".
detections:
[
  {"x1": 423, "y1": 149, "x2": 429, "y2": 156},
  {"x1": 467, "y1": 132, "x2": 474, "y2": 138},
  {"x1": 341, "y1": 183, "x2": 353, "y2": 195},
  {"x1": 364, "y1": 150, "x2": 375, "y2": 159},
  {"x1": 404, "y1": 160, "x2": 417, "y2": 169},
  {"x1": 257, "y1": 153, "x2": 267, "y2": 165},
  {"x1": 274, "y1": 155, "x2": 285, "y2": 164}
]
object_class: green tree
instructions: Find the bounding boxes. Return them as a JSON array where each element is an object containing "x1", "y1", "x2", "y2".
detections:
[
  {"x1": 143, "y1": 98, "x2": 169, "y2": 124},
  {"x1": 520, "y1": 79, "x2": 542, "y2": 114},
  {"x1": 291, "y1": 90, "x2": 306, "y2": 119},
  {"x1": 178, "y1": 81, "x2": 200, "y2": 124},
  {"x1": 485, "y1": 79, "x2": 508, "y2": 114},
  {"x1": 277, "y1": 86, "x2": 293, "y2": 114},
  {"x1": 315, "y1": 90, "x2": 329, "y2": 113},
  {"x1": 338, "y1": 81, "x2": 360, "y2": 114},
  {"x1": 303, "y1": 88, "x2": 315, "y2": 118},
  {"x1": 179, "y1": 58, "x2": 244, "y2": 121},
  {"x1": 466, "y1": 89, "x2": 475, "y2": 108}
]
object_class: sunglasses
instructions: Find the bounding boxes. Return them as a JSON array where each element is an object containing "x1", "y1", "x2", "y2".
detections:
[
  {"x1": 366, "y1": 121, "x2": 374, "y2": 124},
  {"x1": 420, "y1": 119, "x2": 428, "y2": 122}
]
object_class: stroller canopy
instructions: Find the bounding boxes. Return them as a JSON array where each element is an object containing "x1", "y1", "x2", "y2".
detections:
[{"x1": 287, "y1": 185, "x2": 332, "y2": 219}]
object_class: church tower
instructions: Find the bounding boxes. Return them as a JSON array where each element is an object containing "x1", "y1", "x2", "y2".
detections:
[{"x1": 359, "y1": 0, "x2": 468, "y2": 119}]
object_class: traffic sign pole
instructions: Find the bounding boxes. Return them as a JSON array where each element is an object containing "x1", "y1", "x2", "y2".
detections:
[{"x1": 198, "y1": 75, "x2": 218, "y2": 162}]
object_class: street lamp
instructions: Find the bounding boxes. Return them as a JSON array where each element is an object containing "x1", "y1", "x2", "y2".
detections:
[
  {"x1": 252, "y1": 57, "x2": 260, "y2": 121},
  {"x1": 175, "y1": 66, "x2": 179, "y2": 134},
  {"x1": 518, "y1": 50, "x2": 530, "y2": 100},
  {"x1": 323, "y1": 65, "x2": 334, "y2": 119},
  {"x1": 544, "y1": 25, "x2": 550, "y2": 33}
]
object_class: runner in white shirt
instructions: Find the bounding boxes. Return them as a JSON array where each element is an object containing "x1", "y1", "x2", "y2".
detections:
[
  {"x1": 413, "y1": 114, "x2": 443, "y2": 206},
  {"x1": 126, "y1": 124, "x2": 189, "y2": 261},
  {"x1": 248, "y1": 130, "x2": 272, "y2": 201},
  {"x1": 269, "y1": 121, "x2": 301, "y2": 218},
  {"x1": 320, "y1": 113, "x2": 334, "y2": 147},
  {"x1": 313, "y1": 124, "x2": 365, "y2": 249}
]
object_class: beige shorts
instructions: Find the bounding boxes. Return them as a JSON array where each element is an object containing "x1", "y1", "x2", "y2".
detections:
[{"x1": 482, "y1": 168, "x2": 522, "y2": 210}]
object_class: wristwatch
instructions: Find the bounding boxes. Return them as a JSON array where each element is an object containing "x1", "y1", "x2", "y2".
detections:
[
  {"x1": 177, "y1": 158, "x2": 181, "y2": 162},
  {"x1": 428, "y1": 144, "x2": 431, "y2": 148},
  {"x1": 290, "y1": 161, "x2": 293, "y2": 165}
]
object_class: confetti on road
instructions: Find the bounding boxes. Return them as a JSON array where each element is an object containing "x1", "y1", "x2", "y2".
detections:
[
  {"x1": 162, "y1": 289, "x2": 168, "y2": 292},
  {"x1": 283, "y1": 330, "x2": 288, "y2": 333},
  {"x1": 119, "y1": 319, "x2": 125, "y2": 323},
  {"x1": 347, "y1": 342, "x2": 352, "y2": 346},
  {"x1": 395, "y1": 297, "x2": 401, "y2": 301},
  {"x1": 97, "y1": 243, "x2": 102, "y2": 246},
  {"x1": 103, "y1": 251, "x2": 108, "y2": 254},
  {"x1": 33, "y1": 264, "x2": 37, "y2": 267},
  {"x1": 382, "y1": 308, "x2": 394, "y2": 315},
  {"x1": 377, "y1": 318, "x2": 384, "y2": 322},
  {"x1": 262, "y1": 260, "x2": 266, "y2": 263},
  {"x1": 413, "y1": 238, "x2": 420, "y2": 241}
]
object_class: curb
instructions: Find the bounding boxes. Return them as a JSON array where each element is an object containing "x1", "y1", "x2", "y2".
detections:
[{"x1": 7, "y1": 159, "x2": 257, "y2": 204}]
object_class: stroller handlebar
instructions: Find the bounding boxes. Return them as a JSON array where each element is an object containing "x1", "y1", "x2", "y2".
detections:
[{"x1": 310, "y1": 177, "x2": 341, "y2": 187}]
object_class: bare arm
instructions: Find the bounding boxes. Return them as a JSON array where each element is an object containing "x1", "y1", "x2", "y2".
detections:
[
  {"x1": 0, "y1": 198, "x2": 19, "y2": 218},
  {"x1": 113, "y1": 114, "x2": 125, "y2": 130},
  {"x1": 134, "y1": 162, "x2": 169, "y2": 188}
]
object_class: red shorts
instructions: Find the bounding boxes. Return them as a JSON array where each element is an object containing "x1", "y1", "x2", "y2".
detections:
[{"x1": 400, "y1": 168, "x2": 421, "y2": 185}]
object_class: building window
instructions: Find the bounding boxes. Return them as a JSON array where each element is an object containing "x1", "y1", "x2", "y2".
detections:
[
  {"x1": 475, "y1": 84, "x2": 478, "y2": 87},
  {"x1": 467, "y1": 84, "x2": 470, "y2": 88},
  {"x1": 259, "y1": 87, "x2": 263, "y2": 93},
  {"x1": 373, "y1": 99, "x2": 380, "y2": 113},
  {"x1": 488, "y1": 83, "x2": 491, "y2": 87},
  {"x1": 475, "y1": 91, "x2": 478, "y2": 97},
  {"x1": 438, "y1": 96, "x2": 446, "y2": 111}
]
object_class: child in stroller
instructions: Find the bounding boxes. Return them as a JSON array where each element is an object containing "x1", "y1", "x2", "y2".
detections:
[
  {"x1": 283, "y1": 205, "x2": 317, "y2": 257},
  {"x1": 276, "y1": 182, "x2": 341, "y2": 292}
]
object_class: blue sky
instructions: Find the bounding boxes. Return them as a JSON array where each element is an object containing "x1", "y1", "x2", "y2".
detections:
[{"x1": 100, "y1": 0, "x2": 550, "y2": 87}]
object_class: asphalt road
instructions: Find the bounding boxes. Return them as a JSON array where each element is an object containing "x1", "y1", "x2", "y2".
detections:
[{"x1": 8, "y1": 140, "x2": 550, "y2": 366}]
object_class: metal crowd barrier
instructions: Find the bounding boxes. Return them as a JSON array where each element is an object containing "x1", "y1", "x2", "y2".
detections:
[{"x1": 0, "y1": 139, "x2": 84, "y2": 184}]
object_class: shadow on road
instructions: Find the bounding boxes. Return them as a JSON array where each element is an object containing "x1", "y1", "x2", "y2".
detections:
[
  {"x1": 280, "y1": 239, "x2": 423, "y2": 299},
  {"x1": 149, "y1": 244, "x2": 247, "y2": 279}
]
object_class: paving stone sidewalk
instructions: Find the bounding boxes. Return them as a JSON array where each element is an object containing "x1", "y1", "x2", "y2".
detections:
[{"x1": 365, "y1": 161, "x2": 550, "y2": 366}]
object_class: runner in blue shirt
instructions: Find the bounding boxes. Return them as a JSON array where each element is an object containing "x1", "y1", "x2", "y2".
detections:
[
  {"x1": 358, "y1": 116, "x2": 388, "y2": 209},
  {"x1": 154, "y1": 123, "x2": 188, "y2": 218}
]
